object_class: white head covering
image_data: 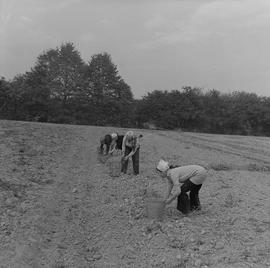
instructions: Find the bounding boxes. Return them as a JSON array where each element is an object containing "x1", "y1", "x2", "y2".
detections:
[
  {"x1": 126, "y1": 131, "x2": 134, "y2": 138},
  {"x1": 111, "y1": 133, "x2": 117, "y2": 139},
  {"x1": 157, "y1": 159, "x2": 169, "y2": 172}
]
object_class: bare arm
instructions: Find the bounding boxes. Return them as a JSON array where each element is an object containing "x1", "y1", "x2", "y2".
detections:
[
  {"x1": 124, "y1": 137, "x2": 140, "y2": 159},
  {"x1": 125, "y1": 143, "x2": 139, "y2": 159},
  {"x1": 108, "y1": 141, "x2": 116, "y2": 154},
  {"x1": 166, "y1": 172, "x2": 198, "y2": 204},
  {"x1": 125, "y1": 151, "x2": 133, "y2": 159},
  {"x1": 165, "y1": 187, "x2": 181, "y2": 204},
  {"x1": 165, "y1": 179, "x2": 173, "y2": 201},
  {"x1": 125, "y1": 149, "x2": 134, "y2": 160},
  {"x1": 164, "y1": 174, "x2": 179, "y2": 205},
  {"x1": 165, "y1": 173, "x2": 184, "y2": 205}
]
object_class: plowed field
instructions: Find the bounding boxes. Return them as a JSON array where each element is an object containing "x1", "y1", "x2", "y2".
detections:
[{"x1": 0, "y1": 120, "x2": 269, "y2": 268}]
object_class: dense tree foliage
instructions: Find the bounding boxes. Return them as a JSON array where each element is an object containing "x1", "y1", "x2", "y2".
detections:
[
  {"x1": 0, "y1": 77, "x2": 13, "y2": 119},
  {"x1": 84, "y1": 52, "x2": 134, "y2": 126},
  {"x1": 1, "y1": 42, "x2": 270, "y2": 136},
  {"x1": 1, "y1": 43, "x2": 135, "y2": 126},
  {"x1": 135, "y1": 88, "x2": 270, "y2": 136}
]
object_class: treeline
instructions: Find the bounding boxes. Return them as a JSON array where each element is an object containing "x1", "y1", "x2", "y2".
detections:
[
  {"x1": 1, "y1": 42, "x2": 270, "y2": 136},
  {"x1": 137, "y1": 88, "x2": 270, "y2": 135},
  {"x1": 0, "y1": 43, "x2": 134, "y2": 126}
]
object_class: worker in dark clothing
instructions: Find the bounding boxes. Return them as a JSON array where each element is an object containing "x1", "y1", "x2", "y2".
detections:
[
  {"x1": 99, "y1": 133, "x2": 117, "y2": 155},
  {"x1": 116, "y1": 135, "x2": 124, "y2": 150}
]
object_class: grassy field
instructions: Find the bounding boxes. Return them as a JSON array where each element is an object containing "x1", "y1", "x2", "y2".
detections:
[{"x1": 0, "y1": 120, "x2": 269, "y2": 268}]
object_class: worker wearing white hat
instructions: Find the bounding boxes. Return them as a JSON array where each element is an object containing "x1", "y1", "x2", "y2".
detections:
[{"x1": 156, "y1": 159, "x2": 207, "y2": 215}]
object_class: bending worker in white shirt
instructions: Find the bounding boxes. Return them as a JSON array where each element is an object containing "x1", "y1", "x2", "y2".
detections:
[{"x1": 156, "y1": 159, "x2": 207, "y2": 215}]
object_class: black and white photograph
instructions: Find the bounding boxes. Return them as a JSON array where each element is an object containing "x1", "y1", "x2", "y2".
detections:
[{"x1": 0, "y1": 0, "x2": 270, "y2": 267}]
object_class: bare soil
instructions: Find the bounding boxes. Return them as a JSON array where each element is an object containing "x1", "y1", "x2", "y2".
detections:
[{"x1": 0, "y1": 120, "x2": 269, "y2": 268}]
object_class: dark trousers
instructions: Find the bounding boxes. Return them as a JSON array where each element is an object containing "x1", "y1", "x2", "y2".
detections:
[
  {"x1": 177, "y1": 179, "x2": 202, "y2": 215},
  {"x1": 100, "y1": 134, "x2": 112, "y2": 155},
  {"x1": 116, "y1": 135, "x2": 124, "y2": 150},
  {"x1": 121, "y1": 146, "x2": 139, "y2": 175}
]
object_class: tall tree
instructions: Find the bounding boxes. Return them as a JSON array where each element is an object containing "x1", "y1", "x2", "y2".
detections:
[
  {"x1": 34, "y1": 42, "x2": 86, "y2": 103},
  {"x1": 86, "y1": 52, "x2": 134, "y2": 126},
  {"x1": 24, "y1": 42, "x2": 87, "y2": 122}
]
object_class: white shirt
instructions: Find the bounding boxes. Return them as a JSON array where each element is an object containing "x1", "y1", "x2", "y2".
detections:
[{"x1": 168, "y1": 165, "x2": 207, "y2": 185}]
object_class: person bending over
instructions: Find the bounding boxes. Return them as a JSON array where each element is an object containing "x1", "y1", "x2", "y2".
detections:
[
  {"x1": 121, "y1": 131, "x2": 142, "y2": 175},
  {"x1": 99, "y1": 133, "x2": 118, "y2": 155},
  {"x1": 108, "y1": 134, "x2": 125, "y2": 155},
  {"x1": 156, "y1": 159, "x2": 207, "y2": 215}
]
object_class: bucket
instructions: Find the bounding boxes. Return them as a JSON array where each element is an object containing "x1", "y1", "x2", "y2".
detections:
[
  {"x1": 146, "y1": 198, "x2": 165, "y2": 221},
  {"x1": 97, "y1": 154, "x2": 108, "y2": 164},
  {"x1": 109, "y1": 159, "x2": 122, "y2": 177}
]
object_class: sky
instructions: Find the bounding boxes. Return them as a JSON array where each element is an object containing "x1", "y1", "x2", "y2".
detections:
[{"x1": 1, "y1": 0, "x2": 270, "y2": 99}]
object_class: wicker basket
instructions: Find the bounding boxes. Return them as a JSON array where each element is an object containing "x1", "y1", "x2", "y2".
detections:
[
  {"x1": 146, "y1": 198, "x2": 165, "y2": 221},
  {"x1": 97, "y1": 153, "x2": 109, "y2": 163},
  {"x1": 108, "y1": 158, "x2": 122, "y2": 177}
]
